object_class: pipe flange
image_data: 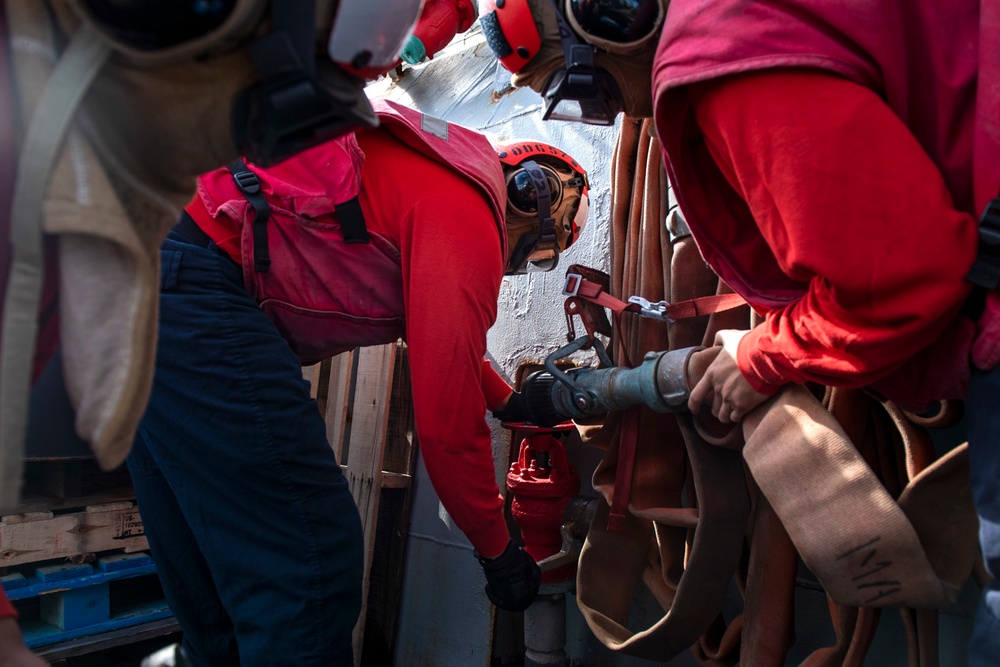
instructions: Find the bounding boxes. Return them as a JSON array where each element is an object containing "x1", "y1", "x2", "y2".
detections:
[{"x1": 655, "y1": 346, "x2": 704, "y2": 410}]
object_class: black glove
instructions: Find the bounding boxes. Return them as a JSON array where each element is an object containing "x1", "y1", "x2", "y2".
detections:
[
  {"x1": 491, "y1": 391, "x2": 530, "y2": 423},
  {"x1": 476, "y1": 541, "x2": 541, "y2": 612}
]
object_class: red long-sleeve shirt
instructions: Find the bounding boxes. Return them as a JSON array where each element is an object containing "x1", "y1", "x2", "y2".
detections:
[
  {"x1": 189, "y1": 127, "x2": 513, "y2": 558},
  {"x1": 690, "y1": 71, "x2": 978, "y2": 394}
]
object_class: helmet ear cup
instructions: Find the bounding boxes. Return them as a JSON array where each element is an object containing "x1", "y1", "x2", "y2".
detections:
[
  {"x1": 548, "y1": 173, "x2": 587, "y2": 251},
  {"x1": 479, "y1": 0, "x2": 543, "y2": 73},
  {"x1": 562, "y1": 189, "x2": 589, "y2": 250}
]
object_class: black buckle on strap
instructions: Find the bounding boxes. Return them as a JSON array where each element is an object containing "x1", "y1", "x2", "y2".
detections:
[
  {"x1": 232, "y1": 170, "x2": 261, "y2": 195},
  {"x1": 227, "y1": 158, "x2": 272, "y2": 273}
]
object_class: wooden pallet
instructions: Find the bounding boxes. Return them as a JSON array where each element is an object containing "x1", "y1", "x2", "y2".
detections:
[
  {"x1": 0, "y1": 459, "x2": 169, "y2": 663},
  {"x1": 16, "y1": 460, "x2": 136, "y2": 514},
  {"x1": 4, "y1": 551, "x2": 170, "y2": 649},
  {"x1": 307, "y1": 340, "x2": 418, "y2": 667},
  {"x1": 0, "y1": 501, "x2": 147, "y2": 568}
]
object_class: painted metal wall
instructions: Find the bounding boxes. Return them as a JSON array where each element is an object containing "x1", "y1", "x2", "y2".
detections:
[{"x1": 367, "y1": 25, "x2": 977, "y2": 667}]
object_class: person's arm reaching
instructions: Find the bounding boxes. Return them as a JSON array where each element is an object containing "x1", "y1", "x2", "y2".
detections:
[
  {"x1": 401, "y1": 189, "x2": 540, "y2": 610},
  {"x1": 690, "y1": 70, "x2": 977, "y2": 402},
  {"x1": 481, "y1": 359, "x2": 514, "y2": 410},
  {"x1": 400, "y1": 185, "x2": 511, "y2": 559}
]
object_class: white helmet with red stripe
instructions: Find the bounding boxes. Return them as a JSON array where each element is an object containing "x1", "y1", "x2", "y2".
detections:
[{"x1": 496, "y1": 139, "x2": 590, "y2": 275}]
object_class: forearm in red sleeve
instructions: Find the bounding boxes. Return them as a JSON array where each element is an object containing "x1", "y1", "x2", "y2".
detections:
[
  {"x1": 692, "y1": 70, "x2": 978, "y2": 391},
  {"x1": 481, "y1": 359, "x2": 513, "y2": 410},
  {"x1": 401, "y1": 195, "x2": 511, "y2": 559}
]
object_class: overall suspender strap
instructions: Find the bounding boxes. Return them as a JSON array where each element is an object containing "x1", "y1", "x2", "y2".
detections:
[{"x1": 334, "y1": 196, "x2": 370, "y2": 244}]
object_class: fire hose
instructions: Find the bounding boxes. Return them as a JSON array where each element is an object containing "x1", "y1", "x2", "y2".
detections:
[{"x1": 515, "y1": 330, "x2": 976, "y2": 614}]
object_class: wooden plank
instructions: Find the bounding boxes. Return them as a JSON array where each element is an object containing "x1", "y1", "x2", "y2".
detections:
[
  {"x1": 325, "y1": 351, "x2": 355, "y2": 462},
  {"x1": 0, "y1": 502, "x2": 148, "y2": 567},
  {"x1": 383, "y1": 345, "x2": 416, "y2": 475},
  {"x1": 308, "y1": 359, "x2": 333, "y2": 418},
  {"x1": 360, "y1": 343, "x2": 417, "y2": 661},
  {"x1": 339, "y1": 467, "x2": 410, "y2": 489},
  {"x1": 346, "y1": 343, "x2": 397, "y2": 667}
]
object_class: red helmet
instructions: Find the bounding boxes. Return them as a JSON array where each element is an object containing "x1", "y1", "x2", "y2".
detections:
[
  {"x1": 478, "y1": 0, "x2": 542, "y2": 74},
  {"x1": 496, "y1": 140, "x2": 590, "y2": 274}
]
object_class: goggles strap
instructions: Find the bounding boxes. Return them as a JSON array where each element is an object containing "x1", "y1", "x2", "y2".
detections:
[
  {"x1": 249, "y1": 0, "x2": 315, "y2": 79},
  {"x1": 272, "y1": 0, "x2": 316, "y2": 75},
  {"x1": 549, "y1": 0, "x2": 584, "y2": 61},
  {"x1": 545, "y1": 0, "x2": 607, "y2": 120},
  {"x1": 549, "y1": 0, "x2": 600, "y2": 76},
  {"x1": 521, "y1": 160, "x2": 557, "y2": 245}
]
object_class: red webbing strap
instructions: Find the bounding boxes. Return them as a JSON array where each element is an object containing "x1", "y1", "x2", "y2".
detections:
[
  {"x1": 574, "y1": 279, "x2": 636, "y2": 367},
  {"x1": 573, "y1": 277, "x2": 746, "y2": 322},
  {"x1": 666, "y1": 293, "x2": 747, "y2": 320},
  {"x1": 569, "y1": 280, "x2": 638, "y2": 529},
  {"x1": 569, "y1": 276, "x2": 746, "y2": 531},
  {"x1": 607, "y1": 406, "x2": 639, "y2": 530}
]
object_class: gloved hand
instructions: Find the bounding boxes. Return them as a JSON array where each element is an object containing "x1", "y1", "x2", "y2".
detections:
[
  {"x1": 476, "y1": 541, "x2": 541, "y2": 612},
  {"x1": 491, "y1": 390, "x2": 530, "y2": 423}
]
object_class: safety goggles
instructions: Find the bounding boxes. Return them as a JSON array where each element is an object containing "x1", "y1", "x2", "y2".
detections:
[
  {"x1": 563, "y1": 0, "x2": 664, "y2": 52},
  {"x1": 506, "y1": 161, "x2": 562, "y2": 274},
  {"x1": 507, "y1": 163, "x2": 569, "y2": 217}
]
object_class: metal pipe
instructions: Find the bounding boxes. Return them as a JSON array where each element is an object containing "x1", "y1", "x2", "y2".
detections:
[
  {"x1": 522, "y1": 343, "x2": 703, "y2": 423},
  {"x1": 524, "y1": 593, "x2": 568, "y2": 667},
  {"x1": 523, "y1": 498, "x2": 596, "y2": 667}
]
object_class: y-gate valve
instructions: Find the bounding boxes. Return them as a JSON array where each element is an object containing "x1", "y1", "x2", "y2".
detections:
[{"x1": 503, "y1": 423, "x2": 581, "y2": 584}]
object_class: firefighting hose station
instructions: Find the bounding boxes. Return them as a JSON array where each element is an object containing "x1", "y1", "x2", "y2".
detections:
[{"x1": 461, "y1": 253, "x2": 978, "y2": 667}]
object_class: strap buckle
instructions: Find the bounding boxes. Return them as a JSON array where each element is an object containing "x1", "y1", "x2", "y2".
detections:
[
  {"x1": 563, "y1": 273, "x2": 583, "y2": 297},
  {"x1": 232, "y1": 170, "x2": 261, "y2": 195},
  {"x1": 627, "y1": 296, "x2": 672, "y2": 322}
]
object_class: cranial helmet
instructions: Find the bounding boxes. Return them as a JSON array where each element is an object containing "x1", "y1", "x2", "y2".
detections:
[
  {"x1": 479, "y1": 0, "x2": 666, "y2": 122},
  {"x1": 69, "y1": 0, "x2": 424, "y2": 164},
  {"x1": 496, "y1": 140, "x2": 590, "y2": 275}
]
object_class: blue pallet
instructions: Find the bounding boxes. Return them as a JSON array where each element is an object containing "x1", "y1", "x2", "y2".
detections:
[{"x1": 2, "y1": 552, "x2": 172, "y2": 649}]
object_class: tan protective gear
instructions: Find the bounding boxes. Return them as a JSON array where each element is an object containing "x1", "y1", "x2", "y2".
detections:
[
  {"x1": 495, "y1": 139, "x2": 590, "y2": 274},
  {"x1": 508, "y1": 0, "x2": 663, "y2": 118},
  {"x1": 0, "y1": 0, "x2": 421, "y2": 511}
]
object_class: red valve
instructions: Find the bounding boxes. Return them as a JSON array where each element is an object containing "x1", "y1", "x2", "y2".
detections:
[{"x1": 506, "y1": 432, "x2": 580, "y2": 583}]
